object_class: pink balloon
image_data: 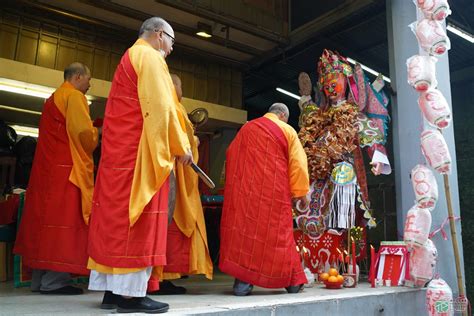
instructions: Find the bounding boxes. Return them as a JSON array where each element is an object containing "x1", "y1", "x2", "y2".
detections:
[
  {"x1": 421, "y1": 130, "x2": 452, "y2": 174},
  {"x1": 411, "y1": 164, "x2": 438, "y2": 209},
  {"x1": 407, "y1": 55, "x2": 437, "y2": 92},
  {"x1": 418, "y1": 89, "x2": 452, "y2": 129},
  {"x1": 409, "y1": 239, "x2": 437, "y2": 287},
  {"x1": 403, "y1": 206, "x2": 432, "y2": 249}
]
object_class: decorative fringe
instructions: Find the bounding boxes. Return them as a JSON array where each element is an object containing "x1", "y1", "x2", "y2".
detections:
[{"x1": 329, "y1": 183, "x2": 356, "y2": 229}]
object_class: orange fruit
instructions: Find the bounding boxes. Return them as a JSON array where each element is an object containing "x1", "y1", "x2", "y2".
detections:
[
  {"x1": 319, "y1": 273, "x2": 329, "y2": 281},
  {"x1": 328, "y1": 276, "x2": 338, "y2": 283},
  {"x1": 328, "y1": 268, "x2": 339, "y2": 277},
  {"x1": 336, "y1": 275, "x2": 344, "y2": 283}
]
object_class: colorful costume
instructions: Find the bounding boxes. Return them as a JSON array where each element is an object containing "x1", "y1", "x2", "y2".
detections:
[
  {"x1": 219, "y1": 113, "x2": 309, "y2": 288},
  {"x1": 14, "y1": 82, "x2": 98, "y2": 275},
  {"x1": 87, "y1": 39, "x2": 190, "y2": 297},
  {"x1": 295, "y1": 50, "x2": 391, "y2": 272}
]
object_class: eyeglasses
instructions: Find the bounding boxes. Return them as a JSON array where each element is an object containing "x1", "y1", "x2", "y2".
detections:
[
  {"x1": 154, "y1": 29, "x2": 175, "y2": 45},
  {"x1": 163, "y1": 30, "x2": 175, "y2": 45}
]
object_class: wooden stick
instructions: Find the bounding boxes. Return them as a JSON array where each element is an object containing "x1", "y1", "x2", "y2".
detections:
[
  {"x1": 442, "y1": 173, "x2": 467, "y2": 315},
  {"x1": 438, "y1": 129, "x2": 467, "y2": 316}
]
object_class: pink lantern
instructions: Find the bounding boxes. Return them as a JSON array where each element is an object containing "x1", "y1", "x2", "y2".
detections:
[
  {"x1": 411, "y1": 164, "x2": 438, "y2": 209},
  {"x1": 426, "y1": 279, "x2": 453, "y2": 316},
  {"x1": 404, "y1": 206, "x2": 432, "y2": 249},
  {"x1": 409, "y1": 239, "x2": 437, "y2": 287},
  {"x1": 407, "y1": 55, "x2": 437, "y2": 92},
  {"x1": 418, "y1": 89, "x2": 452, "y2": 129},
  {"x1": 415, "y1": 0, "x2": 452, "y2": 21},
  {"x1": 421, "y1": 129, "x2": 452, "y2": 174},
  {"x1": 410, "y1": 19, "x2": 451, "y2": 56}
]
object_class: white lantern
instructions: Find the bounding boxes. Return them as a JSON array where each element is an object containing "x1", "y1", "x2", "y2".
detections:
[
  {"x1": 410, "y1": 19, "x2": 451, "y2": 56},
  {"x1": 426, "y1": 279, "x2": 453, "y2": 316},
  {"x1": 407, "y1": 55, "x2": 438, "y2": 92},
  {"x1": 418, "y1": 89, "x2": 452, "y2": 129},
  {"x1": 415, "y1": 0, "x2": 452, "y2": 21},
  {"x1": 411, "y1": 164, "x2": 438, "y2": 209},
  {"x1": 421, "y1": 129, "x2": 452, "y2": 174},
  {"x1": 409, "y1": 239, "x2": 437, "y2": 287},
  {"x1": 404, "y1": 205, "x2": 432, "y2": 249}
]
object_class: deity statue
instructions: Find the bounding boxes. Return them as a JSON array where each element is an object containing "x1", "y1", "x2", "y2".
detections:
[{"x1": 294, "y1": 49, "x2": 391, "y2": 272}]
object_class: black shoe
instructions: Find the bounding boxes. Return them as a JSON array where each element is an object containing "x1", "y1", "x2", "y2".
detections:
[
  {"x1": 285, "y1": 284, "x2": 304, "y2": 294},
  {"x1": 233, "y1": 279, "x2": 253, "y2": 296},
  {"x1": 148, "y1": 280, "x2": 186, "y2": 295},
  {"x1": 116, "y1": 296, "x2": 169, "y2": 314},
  {"x1": 39, "y1": 285, "x2": 83, "y2": 295},
  {"x1": 100, "y1": 291, "x2": 120, "y2": 309}
]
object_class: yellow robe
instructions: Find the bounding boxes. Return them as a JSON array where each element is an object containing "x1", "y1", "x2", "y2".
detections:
[
  {"x1": 160, "y1": 101, "x2": 213, "y2": 280},
  {"x1": 54, "y1": 81, "x2": 98, "y2": 224},
  {"x1": 88, "y1": 38, "x2": 190, "y2": 274},
  {"x1": 264, "y1": 113, "x2": 309, "y2": 197}
]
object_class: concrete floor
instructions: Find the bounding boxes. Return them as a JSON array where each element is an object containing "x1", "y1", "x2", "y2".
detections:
[{"x1": 0, "y1": 273, "x2": 426, "y2": 315}]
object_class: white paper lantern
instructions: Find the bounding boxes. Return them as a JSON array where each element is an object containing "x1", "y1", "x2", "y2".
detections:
[
  {"x1": 411, "y1": 164, "x2": 438, "y2": 209},
  {"x1": 418, "y1": 89, "x2": 452, "y2": 129},
  {"x1": 415, "y1": 0, "x2": 452, "y2": 21},
  {"x1": 404, "y1": 205, "x2": 432, "y2": 249},
  {"x1": 407, "y1": 55, "x2": 438, "y2": 92},
  {"x1": 409, "y1": 239, "x2": 437, "y2": 287},
  {"x1": 421, "y1": 129, "x2": 452, "y2": 174},
  {"x1": 410, "y1": 19, "x2": 451, "y2": 56},
  {"x1": 426, "y1": 279, "x2": 453, "y2": 316}
]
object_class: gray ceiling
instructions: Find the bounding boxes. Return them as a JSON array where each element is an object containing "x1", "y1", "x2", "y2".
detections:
[
  {"x1": 2, "y1": 0, "x2": 473, "y2": 130},
  {"x1": 245, "y1": 0, "x2": 474, "y2": 128}
]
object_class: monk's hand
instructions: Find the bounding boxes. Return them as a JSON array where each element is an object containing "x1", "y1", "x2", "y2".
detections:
[
  {"x1": 370, "y1": 162, "x2": 383, "y2": 176},
  {"x1": 177, "y1": 150, "x2": 193, "y2": 166}
]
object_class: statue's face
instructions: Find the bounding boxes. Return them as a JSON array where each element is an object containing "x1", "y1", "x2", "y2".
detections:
[{"x1": 323, "y1": 73, "x2": 346, "y2": 103}]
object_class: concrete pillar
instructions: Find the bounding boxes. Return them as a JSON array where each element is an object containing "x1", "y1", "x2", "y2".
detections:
[{"x1": 386, "y1": 0, "x2": 465, "y2": 293}]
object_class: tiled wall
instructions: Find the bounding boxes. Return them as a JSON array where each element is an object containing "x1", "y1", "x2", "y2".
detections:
[{"x1": 0, "y1": 7, "x2": 243, "y2": 108}]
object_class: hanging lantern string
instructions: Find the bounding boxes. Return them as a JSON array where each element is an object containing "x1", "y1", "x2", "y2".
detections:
[{"x1": 429, "y1": 215, "x2": 461, "y2": 240}]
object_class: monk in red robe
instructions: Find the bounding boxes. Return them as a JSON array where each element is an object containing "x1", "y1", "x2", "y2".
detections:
[
  {"x1": 219, "y1": 103, "x2": 310, "y2": 296},
  {"x1": 14, "y1": 62, "x2": 98, "y2": 295},
  {"x1": 87, "y1": 17, "x2": 192, "y2": 314},
  {"x1": 147, "y1": 74, "x2": 213, "y2": 295}
]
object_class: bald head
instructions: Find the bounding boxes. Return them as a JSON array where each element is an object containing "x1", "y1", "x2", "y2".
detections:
[
  {"x1": 268, "y1": 103, "x2": 290, "y2": 123},
  {"x1": 139, "y1": 17, "x2": 167, "y2": 37},
  {"x1": 171, "y1": 74, "x2": 183, "y2": 101},
  {"x1": 64, "y1": 62, "x2": 91, "y2": 94},
  {"x1": 138, "y1": 17, "x2": 174, "y2": 58},
  {"x1": 64, "y1": 62, "x2": 89, "y2": 81}
]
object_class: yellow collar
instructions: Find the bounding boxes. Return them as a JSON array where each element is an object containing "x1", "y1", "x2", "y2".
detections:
[
  {"x1": 134, "y1": 38, "x2": 154, "y2": 48},
  {"x1": 264, "y1": 112, "x2": 279, "y2": 120}
]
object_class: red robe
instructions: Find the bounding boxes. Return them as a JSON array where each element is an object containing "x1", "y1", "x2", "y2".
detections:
[
  {"x1": 147, "y1": 221, "x2": 191, "y2": 291},
  {"x1": 87, "y1": 50, "x2": 170, "y2": 269},
  {"x1": 14, "y1": 97, "x2": 89, "y2": 275},
  {"x1": 219, "y1": 117, "x2": 307, "y2": 288}
]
